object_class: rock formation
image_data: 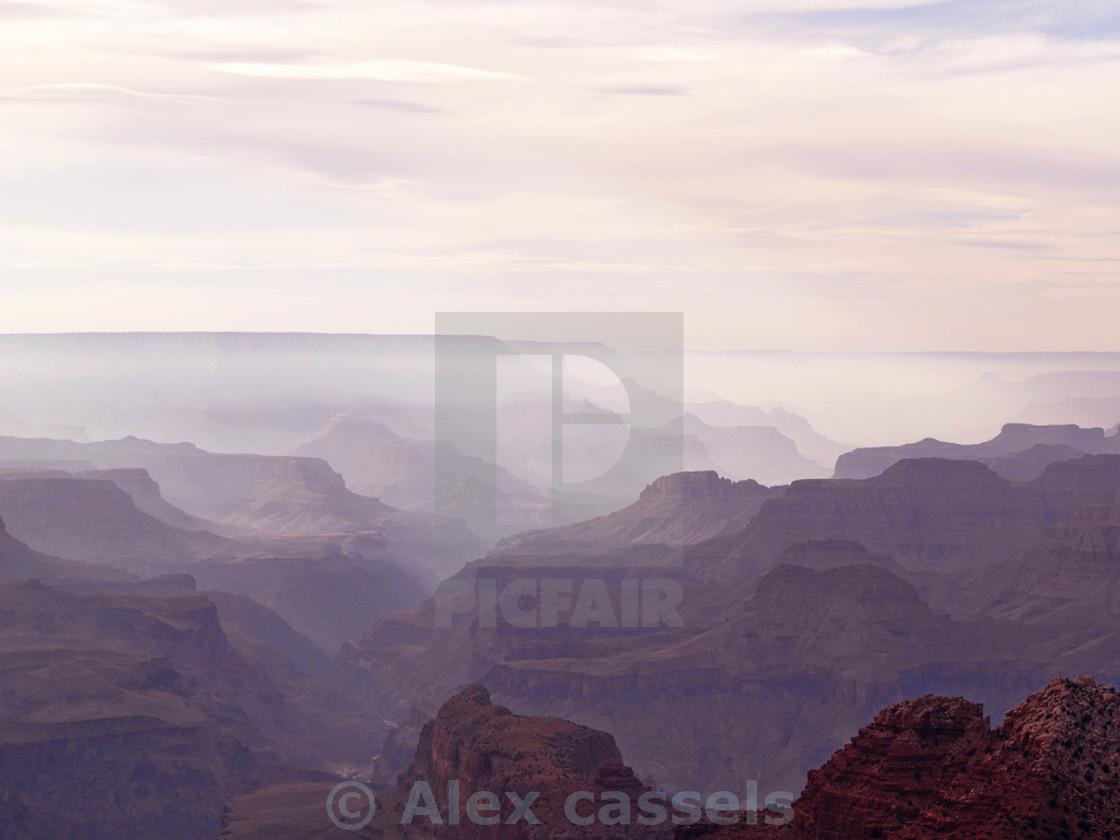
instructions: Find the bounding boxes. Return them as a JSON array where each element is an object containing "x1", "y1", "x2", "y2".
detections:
[
  {"x1": 834, "y1": 422, "x2": 1120, "y2": 480},
  {"x1": 496, "y1": 471, "x2": 782, "y2": 552},
  {"x1": 0, "y1": 434, "x2": 480, "y2": 584},
  {"x1": 686, "y1": 456, "x2": 1120, "y2": 606},
  {"x1": 0, "y1": 576, "x2": 388, "y2": 839},
  {"x1": 219, "y1": 685, "x2": 668, "y2": 839},
  {"x1": 369, "y1": 684, "x2": 665, "y2": 839},
  {"x1": 344, "y1": 556, "x2": 1048, "y2": 796},
  {"x1": 682, "y1": 676, "x2": 1120, "y2": 839}
]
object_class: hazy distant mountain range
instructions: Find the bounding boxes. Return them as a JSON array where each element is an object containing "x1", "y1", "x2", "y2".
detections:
[{"x1": 2, "y1": 334, "x2": 1120, "y2": 837}]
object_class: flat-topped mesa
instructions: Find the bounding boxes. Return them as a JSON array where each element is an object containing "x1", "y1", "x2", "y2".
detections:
[
  {"x1": 835, "y1": 423, "x2": 1119, "y2": 481},
  {"x1": 74, "y1": 466, "x2": 162, "y2": 496},
  {"x1": 641, "y1": 471, "x2": 767, "y2": 499},
  {"x1": 874, "y1": 457, "x2": 1005, "y2": 487},
  {"x1": 996, "y1": 422, "x2": 1106, "y2": 450},
  {"x1": 496, "y1": 471, "x2": 781, "y2": 552},
  {"x1": 757, "y1": 561, "x2": 921, "y2": 602},
  {"x1": 1033, "y1": 453, "x2": 1120, "y2": 499},
  {"x1": 689, "y1": 456, "x2": 1048, "y2": 584},
  {"x1": 0, "y1": 476, "x2": 221, "y2": 571},
  {"x1": 750, "y1": 563, "x2": 929, "y2": 629},
  {"x1": 772, "y1": 539, "x2": 894, "y2": 570}
]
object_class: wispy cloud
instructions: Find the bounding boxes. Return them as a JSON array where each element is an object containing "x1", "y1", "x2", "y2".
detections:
[
  {"x1": 0, "y1": 1, "x2": 57, "y2": 18},
  {"x1": 348, "y1": 98, "x2": 445, "y2": 114},
  {"x1": 2, "y1": 82, "x2": 226, "y2": 102},
  {"x1": 210, "y1": 59, "x2": 519, "y2": 83},
  {"x1": 597, "y1": 85, "x2": 690, "y2": 96}
]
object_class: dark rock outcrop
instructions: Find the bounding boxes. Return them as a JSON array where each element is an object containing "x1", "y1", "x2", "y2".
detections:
[
  {"x1": 368, "y1": 684, "x2": 664, "y2": 839},
  {"x1": 219, "y1": 685, "x2": 667, "y2": 839},
  {"x1": 683, "y1": 676, "x2": 1120, "y2": 839},
  {"x1": 344, "y1": 560, "x2": 1046, "y2": 797}
]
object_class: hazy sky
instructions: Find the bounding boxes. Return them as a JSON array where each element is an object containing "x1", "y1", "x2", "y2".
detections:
[{"x1": 1, "y1": 0, "x2": 1118, "y2": 349}]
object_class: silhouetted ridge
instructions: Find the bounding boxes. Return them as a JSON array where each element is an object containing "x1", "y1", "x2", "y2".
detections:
[{"x1": 836, "y1": 422, "x2": 1120, "y2": 480}]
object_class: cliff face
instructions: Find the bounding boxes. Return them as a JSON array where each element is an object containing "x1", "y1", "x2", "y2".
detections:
[
  {"x1": 0, "y1": 717, "x2": 308, "y2": 840},
  {"x1": 0, "y1": 471, "x2": 429, "y2": 651},
  {"x1": 0, "y1": 475, "x2": 227, "y2": 571},
  {"x1": 688, "y1": 456, "x2": 1120, "y2": 599},
  {"x1": 0, "y1": 578, "x2": 383, "y2": 839},
  {"x1": 960, "y1": 499, "x2": 1120, "y2": 634},
  {"x1": 0, "y1": 434, "x2": 481, "y2": 583},
  {"x1": 687, "y1": 459, "x2": 1042, "y2": 587},
  {"x1": 480, "y1": 560, "x2": 1047, "y2": 796},
  {"x1": 369, "y1": 684, "x2": 667, "y2": 840},
  {"x1": 217, "y1": 685, "x2": 668, "y2": 840},
  {"x1": 346, "y1": 456, "x2": 1120, "y2": 799},
  {"x1": 292, "y1": 415, "x2": 554, "y2": 541},
  {"x1": 192, "y1": 551, "x2": 427, "y2": 653},
  {"x1": 684, "y1": 676, "x2": 1120, "y2": 840},
  {"x1": 0, "y1": 438, "x2": 477, "y2": 647},
  {"x1": 72, "y1": 467, "x2": 216, "y2": 531},
  {"x1": 497, "y1": 471, "x2": 782, "y2": 553},
  {"x1": 0, "y1": 513, "x2": 133, "y2": 585},
  {"x1": 834, "y1": 422, "x2": 1119, "y2": 480},
  {"x1": 345, "y1": 555, "x2": 1048, "y2": 797}
]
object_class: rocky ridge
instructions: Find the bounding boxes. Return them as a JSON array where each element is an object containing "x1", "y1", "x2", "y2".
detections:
[{"x1": 683, "y1": 676, "x2": 1120, "y2": 839}]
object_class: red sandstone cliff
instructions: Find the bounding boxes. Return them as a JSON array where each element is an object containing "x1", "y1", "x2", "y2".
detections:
[
  {"x1": 683, "y1": 676, "x2": 1120, "y2": 839},
  {"x1": 371, "y1": 684, "x2": 668, "y2": 839}
]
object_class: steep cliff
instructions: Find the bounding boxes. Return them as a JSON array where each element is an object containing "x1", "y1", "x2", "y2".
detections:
[
  {"x1": 497, "y1": 472, "x2": 782, "y2": 552},
  {"x1": 368, "y1": 684, "x2": 664, "y2": 839},
  {"x1": 834, "y1": 422, "x2": 1120, "y2": 480},
  {"x1": 683, "y1": 676, "x2": 1120, "y2": 839}
]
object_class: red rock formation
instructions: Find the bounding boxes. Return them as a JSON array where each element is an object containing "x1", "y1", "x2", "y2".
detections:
[
  {"x1": 368, "y1": 684, "x2": 668, "y2": 839},
  {"x1": 683, "y1": 676, "x2": 1120, "y2": 839},
  {"x1": 347, "y1": 557, "x2": 1046, "y2": 798},
  {"x1": 345, "y1": 457, "x2": 1120, "y2": 800}
]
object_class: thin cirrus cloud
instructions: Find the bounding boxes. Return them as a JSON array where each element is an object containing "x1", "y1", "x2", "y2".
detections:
[
  {"x1": 349, "y1": 98, "x2": 445, "y2": 114},
  {"x1": 597, "y1": 85, "x2": 690, "y2": 96},
  {"x1": 210, "y1": 59, "x2": 519, "y2": 83},
  {"x1": 1, "y1": 82, "x2": 226, "y2": 102}
]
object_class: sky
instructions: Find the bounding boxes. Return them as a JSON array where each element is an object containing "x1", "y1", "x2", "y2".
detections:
[{"x1": 0, "y1": 0, "x2": 1118, "y2": 349}]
